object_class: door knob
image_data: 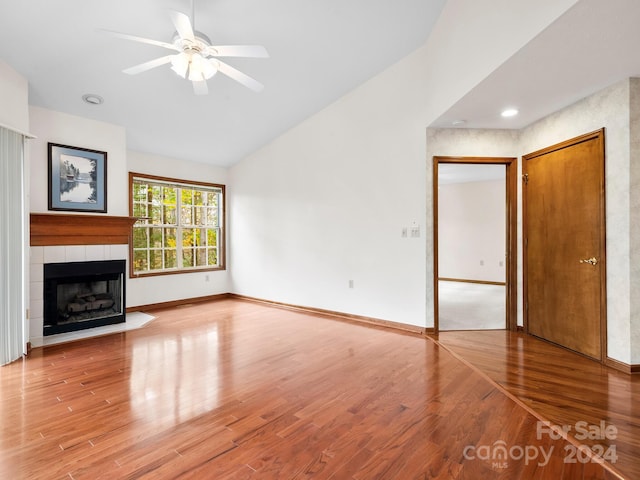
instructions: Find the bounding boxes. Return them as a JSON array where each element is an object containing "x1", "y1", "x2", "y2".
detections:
[{"x1": 580, "y1": 257, "x2": 598, "y2": 266}]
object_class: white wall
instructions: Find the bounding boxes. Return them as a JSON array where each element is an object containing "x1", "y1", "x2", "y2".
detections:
[
  {"x1": 29, "y1": 106, "x2": 128, "y2": 215},
  {"x1": 229, "y1": 0, "x2": 579, "y2": 327},
  {"x1": 126, "y1": 150, "x2": 230, "y2": 307},
  {"x1": 0, "y1": 60, "x2": 29, "y2": 134},
  {"x1": 438, "y1": 179, "x2": 506, "y2": 282},
  {"x1": 229, "y1": 92, "x2": 428, "y2": 324}
]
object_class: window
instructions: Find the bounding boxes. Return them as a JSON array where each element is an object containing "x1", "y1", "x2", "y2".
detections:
[{"x1": 129, "y1": 173, "x2": 225, "y2": 277}]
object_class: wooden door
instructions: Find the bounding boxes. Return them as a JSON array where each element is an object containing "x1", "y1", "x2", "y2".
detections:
[{"x1": 523, "y1": 129, "x2": 606, "y2": 360}]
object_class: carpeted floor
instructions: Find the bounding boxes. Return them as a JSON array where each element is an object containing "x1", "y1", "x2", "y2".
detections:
[{"x1": 438, "y1": 280, "x2": 505, "y2": 330}]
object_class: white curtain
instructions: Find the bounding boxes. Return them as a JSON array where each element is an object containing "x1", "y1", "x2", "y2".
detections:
[{"x1": 0, "y1": 127, "x2": 26, "y2": 365}]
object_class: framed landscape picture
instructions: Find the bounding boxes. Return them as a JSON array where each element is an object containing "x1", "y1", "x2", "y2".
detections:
[{"x1": 48, "y1": 143, "x2": 107, "y2": 213}]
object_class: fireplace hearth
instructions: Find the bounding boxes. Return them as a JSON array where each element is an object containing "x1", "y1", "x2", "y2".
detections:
[{"x1": 43, "y1": 259, "x2": 126, "y2": 336}]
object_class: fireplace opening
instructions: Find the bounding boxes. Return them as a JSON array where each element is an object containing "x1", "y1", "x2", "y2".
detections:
[{"x1": 43, "y1": 260, "x2": 126, "y2": 336}]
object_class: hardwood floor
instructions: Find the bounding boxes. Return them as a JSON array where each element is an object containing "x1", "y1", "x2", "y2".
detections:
[
  {"x1": 436, "y1": 330, "x2": 639, "y2": 480},
  {"x1": 0, "y1": 299, "x2": 626, "y2": 479}
]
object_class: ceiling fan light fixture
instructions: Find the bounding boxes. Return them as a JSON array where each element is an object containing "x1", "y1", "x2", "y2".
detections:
[
  {"x1": 170, "y1": 53, "x2": 189, "y2": 78},
  {"x1": 188, "y1": 53, "x2": 217, "y2": 81},
  {"x1": 188, "y1": 66, "x2": 204, "y2": 82},
  {"x1": 107, "y1": 6, "x2": 267, "y2": 94}
]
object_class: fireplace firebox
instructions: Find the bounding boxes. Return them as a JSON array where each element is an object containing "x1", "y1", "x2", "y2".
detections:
[{"x1": 43, "y1": 260, "x2": 126, "y2": 336}]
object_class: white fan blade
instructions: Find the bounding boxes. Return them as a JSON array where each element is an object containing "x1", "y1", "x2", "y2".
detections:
[
  {"x1": 101, "y1": 30, "x2": 179, "y2": 52},
  {"x1": 123, "y1": 55, "x2": 174, "y2": 75},
  {"x1": 216, "y1": 60, "x2": 264, "y2": 92},
  {"x1": 205, "y1": 45, "x2": 269, "y2": 58},
  {"x1": 170, "y1": 10, "x2": 195, "y2": 43},
  {"x1": 193, "y1": 80, "x2": 208, "y2": 95}
]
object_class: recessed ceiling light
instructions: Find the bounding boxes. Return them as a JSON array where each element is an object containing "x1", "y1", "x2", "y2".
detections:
[
  {"x1": 501, "y1": 108, "x2": 518, "y2": 118},
  {"x1": 82, "y1": 94, "x2": 104, "y2": 105}
]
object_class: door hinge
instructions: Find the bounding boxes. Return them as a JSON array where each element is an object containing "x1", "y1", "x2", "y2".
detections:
[{"x1": 522, "y1": 173, "x2": 529, "y2": 185}]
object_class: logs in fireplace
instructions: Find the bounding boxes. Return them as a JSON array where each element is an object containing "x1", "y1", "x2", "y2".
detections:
[{"x1": 43, "y1": 259, "x2": 126, "y2": 336}]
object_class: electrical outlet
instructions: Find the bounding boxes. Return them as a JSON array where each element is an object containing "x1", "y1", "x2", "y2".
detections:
[
  {"x1": 480, "y1": 260, "x2": 484, "y2": 266},
  {"x1": 410, "y1": 225, "x2": 420, "y2": 238},
  {"x1": 205, "y1": 274, "x2": 210, "y2": 282},
  {"x1": 349, "y1": 280, "x2": 354, "y2": 289},
  {"x1": 499, "y1": 260, "x2": 504, "y2": 267},
  {"x1": 401, "y1": 227, "x2": 408, "y2": 238}
]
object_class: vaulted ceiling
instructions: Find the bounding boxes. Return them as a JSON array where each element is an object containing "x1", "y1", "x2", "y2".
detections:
[{"x1": 0, "y1": 0, "x2": 446, "y2": 166}]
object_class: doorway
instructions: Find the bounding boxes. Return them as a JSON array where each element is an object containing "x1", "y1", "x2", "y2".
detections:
[
  {"x1": 523, "y1": 129, "x2": 606, "y2": 361},
  {"x1": 433, "y1": 157, "x2": 517, "y2": 333}
]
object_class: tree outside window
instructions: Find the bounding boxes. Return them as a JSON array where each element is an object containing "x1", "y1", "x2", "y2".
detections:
[{"x1": 129, "y1": 173, "x2": 224, "y2": 277}]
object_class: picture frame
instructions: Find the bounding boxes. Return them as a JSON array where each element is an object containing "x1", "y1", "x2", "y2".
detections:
[{"x1": 48, "y1": 143, "x2": 107, "y2": 213}]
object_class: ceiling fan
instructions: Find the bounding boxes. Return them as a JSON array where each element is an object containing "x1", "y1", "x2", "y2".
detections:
[{"x1": 104, "y1": 2, "x2": 269, "y2": 95}]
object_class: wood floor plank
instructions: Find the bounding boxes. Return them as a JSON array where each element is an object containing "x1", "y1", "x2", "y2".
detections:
[
  {"x1": 0, "y1": 299, "x2": 628, "y2": 479},
  {"x1": 436, "y1": 330, "x2": 638, "y2": 480}
]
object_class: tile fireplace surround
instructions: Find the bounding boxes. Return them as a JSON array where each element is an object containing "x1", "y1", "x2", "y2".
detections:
[{"x1": 29, "y1": 213, "x2": 136, "y2": 347}]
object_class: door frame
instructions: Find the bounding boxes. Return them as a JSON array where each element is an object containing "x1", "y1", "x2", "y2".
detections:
[
  {"x1": 433, "y1": 156, "x2": 518, "y2": 333},
  {"x1": 522, "y1": 129, "x2": 607, "y2": 362}
]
